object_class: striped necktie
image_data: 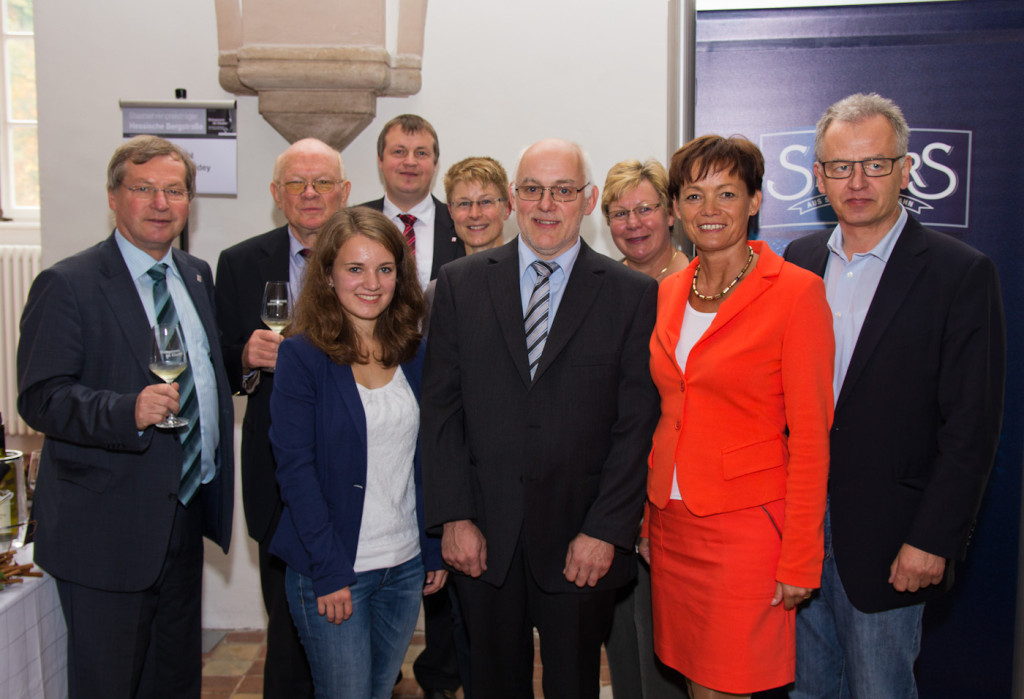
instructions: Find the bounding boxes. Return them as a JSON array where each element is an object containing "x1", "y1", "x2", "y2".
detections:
[
  {"x1": 147, "y1": 263, "x2": 202, "y2": 506},
  {"x1": 525, "y1": 260, "x2": 558, "y2": 380},
  {"x1": 398, "y1": 213, "x2": 417, "y2": 253}
]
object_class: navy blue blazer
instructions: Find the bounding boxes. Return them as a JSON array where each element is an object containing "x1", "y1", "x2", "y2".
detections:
[
  {"x1": 785, "y1": 215, "x2": 1005, "y2": 612},
  {"x1": 269, "y1": 335, "x2": 442, "y2": 597},
  {"x1": 18, "y1": 234, "x2": 234, "y2": 591}
]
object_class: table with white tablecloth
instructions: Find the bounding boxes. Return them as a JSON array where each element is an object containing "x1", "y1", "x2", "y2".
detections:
[{"x1": 0, "y1": 543, "x2": 67, "y2": 699}]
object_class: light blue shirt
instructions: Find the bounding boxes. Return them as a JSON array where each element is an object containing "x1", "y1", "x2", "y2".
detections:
[
  {"x1": 518, "y1": 235, "x2": 582, "y2": 328},
  {"x1": 823, "y1": 206, "x2": 908, "y2": 404},
  {"x1": 287, "y1": 228, "x2": 312, "y2": 301},
  {"x1": 116, "y1": 231, "x2": 219, "y2": 484}
]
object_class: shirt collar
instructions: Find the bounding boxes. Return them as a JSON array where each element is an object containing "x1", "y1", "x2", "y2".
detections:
[
  {"x1": 517, "y1": 235, "x2": 582, "y2": 281},
  {"x1": 287, "y1": 228, "x2": 310, "y2": 260},
  {"x1": 827, "y1": 205, "x2": 908, "y2": 263},
  {"x1": 382, "y1": 193, "x2": 435, "y2": 222},
  {"x1": 115, "y1": 229, "x2": 179, "y2": 281}
]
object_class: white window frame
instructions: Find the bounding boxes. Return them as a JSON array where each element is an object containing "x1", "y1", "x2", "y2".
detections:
[{"x1": 0, "y1": 0, "x2": 39, "y2": 225}]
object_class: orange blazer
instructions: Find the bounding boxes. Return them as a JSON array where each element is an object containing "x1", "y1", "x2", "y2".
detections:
[{"x1": 647, "y1": 241, "x2": 834, "y2": 587}]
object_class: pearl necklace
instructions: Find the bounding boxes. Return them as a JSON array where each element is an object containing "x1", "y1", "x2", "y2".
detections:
[{"x1": 691, "y1": 245, "x2": 754, "y2": 302}]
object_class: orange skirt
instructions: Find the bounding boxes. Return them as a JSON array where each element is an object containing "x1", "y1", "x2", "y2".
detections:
[{"x1": 648, "y1": 498, "x2": 794, "y2": 694}]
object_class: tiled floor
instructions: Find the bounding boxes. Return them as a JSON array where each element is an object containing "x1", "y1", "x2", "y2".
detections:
[{"x1": 201, "y1": 627, "x2": 612, "y2": 698}]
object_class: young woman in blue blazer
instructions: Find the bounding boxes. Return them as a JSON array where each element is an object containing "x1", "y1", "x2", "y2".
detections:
[{"x1": 269, "y1": 207, "x2": 446, "y2": 698}]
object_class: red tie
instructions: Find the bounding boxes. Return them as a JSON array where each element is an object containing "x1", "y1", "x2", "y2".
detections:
[{"x1": 399, "y1": 213, "x2": 417, "y2": 253}]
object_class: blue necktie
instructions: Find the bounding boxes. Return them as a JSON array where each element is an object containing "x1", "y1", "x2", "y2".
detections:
[
  {"x1": 525, "y1": 260, "x2": 558, "y2": 380},
  {"x1": 148, "y1": 263, "x2": 202, "y2": 506}
]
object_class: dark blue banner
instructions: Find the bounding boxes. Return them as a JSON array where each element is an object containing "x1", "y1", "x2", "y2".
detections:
[{"x1": 695, "y1": 2, "x2": 1024, "y2": 695}]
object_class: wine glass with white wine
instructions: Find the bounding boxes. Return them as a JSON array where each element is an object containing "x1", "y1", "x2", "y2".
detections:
[
  {"x1": 149, "y1": 323, "x2": 190, "y2": 429},
  {"x1": 262, "y1": 281, "x2": 293, "y2": 335}
]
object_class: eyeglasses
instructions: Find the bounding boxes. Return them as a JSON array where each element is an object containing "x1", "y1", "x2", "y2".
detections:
[
  {"x1": 121, "y1": 184, "x2": 189, "y2": 202},
  {"x1": 607, "y1": 202, "x2": 662, "y2": 223},
  {"x1": 281, "y1": 179, "x2": 342, "y2": 195},
  {"x1": 515, "y1": 184, "x2": 589, "y2": 202},
  {"x1": 819, "y1": 157, "x2": 905, "y2": 179},
  {"x1": 450, "y1": 197, "x2": 506, "y2": 212}
]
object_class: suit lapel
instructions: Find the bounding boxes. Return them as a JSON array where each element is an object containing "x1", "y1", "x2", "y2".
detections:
[
  {"x1": 696, "y1": 243, "x2": 777, "y2": 349},
  {"x1": 330, "y1": 361, "x2": 367, "y2": 448},
  {"x1": 653, "y1": 263, "x2": 694, "y2": 380},
  {"x1": 802, "y1": 233, "x2": 831, "y2": 278},
  {"x1": 533, "y1": 242, "x2": 603, "y2": 383},
  {"x1": 486, "y1": 243, "x2": 533, "y2": 386},
  {"x1": 97, "y1": 236, "x2": 153, "y2": 377},
  {"x1": 836, "y1": 218, "x2": 927, "y2": 412},
  {"x1": 174, "y1": 249, "x2": 219, "y2": 362},
  {"x1": 433, "y1": 196, "x2": 459, "y2": 248},
  {"x1": 259, "y1": 226, "x2": 292, "y2": 284}
]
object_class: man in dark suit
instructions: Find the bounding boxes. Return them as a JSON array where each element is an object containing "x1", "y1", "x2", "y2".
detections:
[
  {"x1": 422, "y1": 138, "x2": 660, "y2": 699},
  {"x1": 358, "y1": 113, "x2": 465, "y2": 698},
  {"x1": 358, "y1": 114, "x2": 464, "y2": 290},
  {"x1": 215, "y1": 137, "x2": 350, "y2": 698},
  {"x1": 17, "y1": 135, "x2": 234, "y2": 698},
  {"x1": 785, "y1": 93, "x2": 1005, "y2": 698}
]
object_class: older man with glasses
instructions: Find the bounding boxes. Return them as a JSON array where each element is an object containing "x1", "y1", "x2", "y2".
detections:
[
  {"x1": 785, "y1": 93, "x2": 1005, "y2": 698},
  {"x1": 421, "y1": 138, "x2": 660, "y2": 699},
  {"x1": 215, "y1": 137, "x2": 350, "y2": 699},
  {"x1": 18, "y1": 135, "x2": 235, "y2": 698}
]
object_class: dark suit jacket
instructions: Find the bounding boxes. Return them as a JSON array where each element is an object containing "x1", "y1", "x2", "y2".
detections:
[
  {"x1": 17, "y1": 234, "x2": 234, "y2": 592},
  {"x1": 421, "y1": 239, "x2": 660, "y2": 593},
  {"x1": 785, "y1": 215, "x2": 1005, "y2": 612},
  {"x1": 215, "y1": 225, "x2": 290, "y2": 543},
  {"x1": 269, "y1": 337, "x2": 442, "y2": 597},
  {"x1": 357, "y1": 195, "x2": 464, "y2": 279}
]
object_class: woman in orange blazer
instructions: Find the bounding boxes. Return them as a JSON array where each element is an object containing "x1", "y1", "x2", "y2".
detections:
[{"x1": 639, "y1": 135, "x2": 834, "y2": 699}]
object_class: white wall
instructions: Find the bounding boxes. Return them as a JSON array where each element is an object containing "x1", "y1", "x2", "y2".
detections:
[{"x1": 35, "y1": 0, "x2": 670, "y2": 628}]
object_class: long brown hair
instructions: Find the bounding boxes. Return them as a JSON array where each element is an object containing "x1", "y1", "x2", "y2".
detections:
[{"x1": 287, "y1": 208, "x2": 425, "y2": 367}]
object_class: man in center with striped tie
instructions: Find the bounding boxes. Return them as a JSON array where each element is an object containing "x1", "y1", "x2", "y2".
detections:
[{"x1": 421, "y1": 138, "x2": 661, "y2": 699}]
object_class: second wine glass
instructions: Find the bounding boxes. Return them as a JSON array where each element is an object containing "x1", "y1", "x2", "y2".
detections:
[{"x1": 262, "y1": 281, "x2": 293, "y2": 335}]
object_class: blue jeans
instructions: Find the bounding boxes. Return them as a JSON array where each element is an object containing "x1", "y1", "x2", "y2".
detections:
[
  {"x1": 792, "y1": 508, "x2": 924, "y2": 699},
  {"x1": 286, "y1": 557, "x2": 424, "y2": 699}
]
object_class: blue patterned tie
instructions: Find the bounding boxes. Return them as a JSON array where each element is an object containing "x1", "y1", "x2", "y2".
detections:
[
  {"x1": 147, "y1": 263, "x2": 202, "y2": 506},
  {"x1": 525, "y1": 260, "x2": 558, "y2": 380}
]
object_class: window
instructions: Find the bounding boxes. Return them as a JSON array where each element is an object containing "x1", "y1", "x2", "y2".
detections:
[{"x1": 1, "y1": 0, "x2": 37, "y2": 221}]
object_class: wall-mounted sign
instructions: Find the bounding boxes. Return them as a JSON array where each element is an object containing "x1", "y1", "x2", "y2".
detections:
[{"x1": 120, "y1": 100, "x2": 237, "y2": 195}]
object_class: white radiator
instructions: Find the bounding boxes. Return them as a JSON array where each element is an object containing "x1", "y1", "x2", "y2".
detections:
[{"x1": 1, "y1": 244, "x2": 41, "y2": 436}]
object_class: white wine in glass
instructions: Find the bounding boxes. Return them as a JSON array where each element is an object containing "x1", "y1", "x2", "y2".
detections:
[
  {"x1": 262, "y1": 281, "x2": 293, "y2": 335},
  {"x1": 149, "y1": 323, "x2": 190, "y2": 429}
]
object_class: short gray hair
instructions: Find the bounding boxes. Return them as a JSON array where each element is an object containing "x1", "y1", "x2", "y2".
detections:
[
  {"x1": 272, "y1": 138, "x2": 346, "y2": 183},
  {"x1": 815, "y1": 93, "x2": 909, "y2": 162}
]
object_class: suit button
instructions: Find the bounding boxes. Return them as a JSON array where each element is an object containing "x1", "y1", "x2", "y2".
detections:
[
  {"x1": 674, "y1": 420, "x2": 680, "y2": 431},
  {"x1": 679, "y1": 381, "x2": 685, "y2": 392}
]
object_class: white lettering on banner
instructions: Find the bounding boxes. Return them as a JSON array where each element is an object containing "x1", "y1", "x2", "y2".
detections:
[
  {"x1": 759, "y1": 128, "x2": 971, "y2": 230},
  {"x1": 907, "y1": 143, "x2": 958, "y2": 200},
  {"x1": 766, "y1": 144, "x2": 815, "y2": 201}
]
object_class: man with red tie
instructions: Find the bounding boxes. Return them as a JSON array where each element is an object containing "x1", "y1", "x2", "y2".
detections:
[
  {"x1": 358, "y1": 115, "x2": 466, "y2": 698},
  {"x1": 359, "y1": 114, "x2": 464, "y2": 291}
]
